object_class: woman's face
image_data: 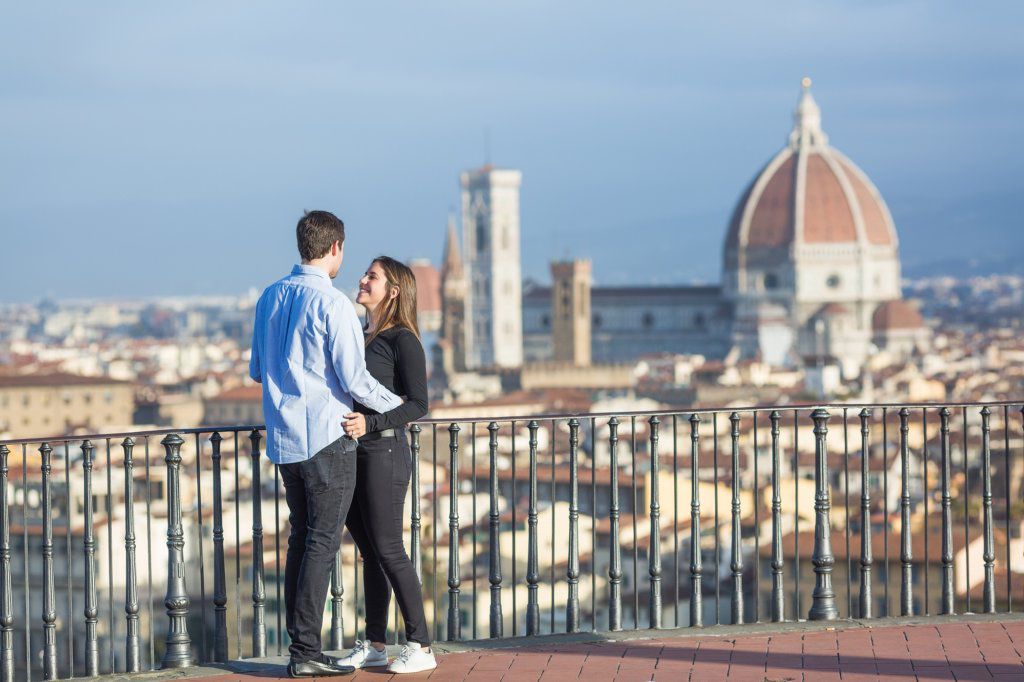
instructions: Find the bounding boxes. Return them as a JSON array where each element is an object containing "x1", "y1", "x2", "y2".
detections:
[{"x1": 356, "y1": 261, "x2": 391, "y2": 311}]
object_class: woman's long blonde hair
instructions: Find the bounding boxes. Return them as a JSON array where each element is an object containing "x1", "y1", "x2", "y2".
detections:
[{"x1": 365, "y1": 255, "x2": 420, "y2": 347}]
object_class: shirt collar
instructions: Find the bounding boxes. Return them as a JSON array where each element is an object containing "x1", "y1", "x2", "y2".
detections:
[{"x1": 291, "y1": 264, "x2": 332, "y2": 281}]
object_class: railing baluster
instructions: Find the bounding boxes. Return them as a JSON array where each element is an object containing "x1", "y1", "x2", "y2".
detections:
[
  {"x1": 939, "y1": 407, "x2": 954, "y2": 614},
  {"x1": 689, "y1": 414, "x2": 703, "y2": 627},
  {"x1": 607, "y1": 417, "x2": 622, "y2": 631},
  {"x1": 673, "y1": 415, "x2": 680, "y2": 628},
  {"x1": 330, "y1": 553, "x2": 344, "y2": 650},
  {"x1": 526, "y1": 421, "x2": 540, "y2": 636},
  {"x1": 729, "y1": 413, "x2": 743, "y2": 625},
  {"x1": 899, "y1": 407, "x2": 913, "y2": 616},
  {"x1": 194, "y1": 434, "x2": 208, "y2": 662},
  {"x1": 0, "y1": 444, "x2": 11, "y2": 682},
  {"x1": 38, "y1": 443, "x2": 57, "y2": 680},
  {"x1": 923, "y1": 408, "x2": 930, "y2": 615},
  {"x1": 752, "y1": 412, "x2": 760, "y2": 624},
  {"x1": 273, "y1": 466, "x2": 282, "y2": 655},
  {"x1": 648, "y1": 416, "x2": 661, "y2": 629},
  {"x1": 510, "y1": 421, "x2": 517, "y2": 637},
  {"x1": 210, "y1": 433, "x2": 229, "y2": 662},
  {"x1": 447, "y1": 423, "x2": 461, "y2": 641},
  {"x1": 123, "y1": 438, "x2": 141, "y2": 672},
  {"x1": 82, "y1": 440, "x2": 100, "y2": 676},
  {"x1": 487, "y1": 422, "x2": 502, "y2": 638},
  {"x1": 808, "y1": 409, "x2": 838, "y2": 620},
  {"x1": 962, "y1": 406, "x2": 970, "y2": 614},
  {"x1": 712, "y1": 413, "x2": 720, "y2": 625},
  {"x1": 630, "y1": 417, "x2": 638, "y2": 628},
  {"x1": 858, "y1": 409, "x2": 873, "y2": 619},
  {"x1": 981, "y1": 407, "x2": 995, "y2": 613},
  {"x1": 1005, "y1": 405, "x2": 1012, "y2": 613},
  {"x1": 63, "y1": 439, "x2": 74, "y2": 678},
  {"x1": 567, "y1": 418, "x2": 581, "y2": 633},
  {"x1": 410, "y1": 425, "x2": 422, "y2": 584},
  {"x1": 882, "y1": 408, "x2": 890, "y2": 616},
  {"x1": 248, "y1": 429, "x2": 266, "y2": 657},
  {"x1": 770, "y1": 411, "x2": 784, "y2": 622},
  {"x1": 161, "y1": 433, "x2": 193, "y2": 668},
  {"x1": 471, "y1": 423, "x2": 478, "y2": 640},
  {"x1": 843, "y1": 409, "x2": 851, "y2": 618}
]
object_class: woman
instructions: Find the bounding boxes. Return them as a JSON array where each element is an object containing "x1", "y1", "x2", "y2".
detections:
[{"x1": 337, "y1": 256, "x2": 435, "y2": 674}]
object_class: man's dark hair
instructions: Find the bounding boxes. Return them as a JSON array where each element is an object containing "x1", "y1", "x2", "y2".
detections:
[{"x1": 296, "y1": 210, "x2": 345, "y2": 261}]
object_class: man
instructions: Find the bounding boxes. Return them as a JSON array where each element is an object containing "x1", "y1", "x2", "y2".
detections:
[{"x1": 249, "y1": 210, "x2": 402, "y2": 677}]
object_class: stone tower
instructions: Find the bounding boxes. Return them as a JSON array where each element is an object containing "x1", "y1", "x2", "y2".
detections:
[
  {"x1": 439, "y1": 213, "x2": 468, "y2": 373},
  {"x1": 550, "y1": 260, "x2": 592, "y2": 366},
  {"x1": 461, "y1": 165, "x2": 524, "y2": 369}
]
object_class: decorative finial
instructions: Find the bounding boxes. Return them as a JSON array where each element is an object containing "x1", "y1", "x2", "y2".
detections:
[{"x1": 801, "y1": 76, "x2": 812, "y2": 91}]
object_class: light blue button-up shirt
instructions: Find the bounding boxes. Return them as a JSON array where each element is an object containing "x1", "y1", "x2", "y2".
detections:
[{"x1": 249, "y1": 264, "x2": 402, "y2": 464}]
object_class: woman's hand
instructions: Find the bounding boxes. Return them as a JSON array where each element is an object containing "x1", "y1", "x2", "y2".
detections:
[{"x1": 343, "y1": 412, "x2": 367, "y2": 439}]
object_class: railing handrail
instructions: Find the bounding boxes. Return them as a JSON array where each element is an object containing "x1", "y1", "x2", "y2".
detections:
[{"x1": 2, "y1": 399, "x2": 1021, "y2": 446}]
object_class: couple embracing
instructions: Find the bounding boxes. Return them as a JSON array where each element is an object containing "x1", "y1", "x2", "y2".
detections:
[{"x1": 249, "y1": 210, "x2": 435, "y2": 677}]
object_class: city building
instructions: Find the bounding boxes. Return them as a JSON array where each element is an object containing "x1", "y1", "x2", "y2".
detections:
[
  {"x1": 461, "y1": 165, "x2": 524, "y2": 369},
  {"x1": 0, "y1": 373, "x2": 135, "y2": 439}
]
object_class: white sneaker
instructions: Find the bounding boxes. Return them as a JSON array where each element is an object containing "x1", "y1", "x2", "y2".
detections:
[
  {"x1": 387, "y1": 642, "x2": 437, "y2": 674},
  {"x1": 335, "y1": 640, "x2": 389, "y2": 668}
]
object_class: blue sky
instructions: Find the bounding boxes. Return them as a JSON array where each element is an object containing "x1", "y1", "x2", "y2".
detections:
[{"x1": 1, "y1": 2, "x2": 1021, "y2": 302}]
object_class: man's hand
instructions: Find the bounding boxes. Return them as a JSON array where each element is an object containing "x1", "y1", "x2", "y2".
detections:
[{"x1": 343, "y1": 412, "x2": 367, "y2": 439}]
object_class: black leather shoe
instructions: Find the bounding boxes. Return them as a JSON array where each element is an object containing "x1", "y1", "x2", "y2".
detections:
[{"x1": 287, "y1": 655, "x2": 355, "y2": 677}]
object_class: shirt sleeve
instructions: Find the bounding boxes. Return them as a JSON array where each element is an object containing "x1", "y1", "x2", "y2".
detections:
[
  {"x1": 248, "y1": 297, "x2": 262, "y2": 383},
  {"x1": 327, "y1": 297, "x2": 402, "y2": 414},
  {"x1": 364, "y1": 330, "x2": 429, "y2": 433}
]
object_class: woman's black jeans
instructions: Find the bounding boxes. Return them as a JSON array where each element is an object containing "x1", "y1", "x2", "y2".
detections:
[{"x1": 345, "y1": 432, "x2": 431, "y2": 646}]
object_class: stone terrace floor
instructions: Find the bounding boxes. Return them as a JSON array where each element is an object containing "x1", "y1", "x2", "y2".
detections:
[{"x1": 143, "y1": 614, "x2": 1024, "y2": 682}]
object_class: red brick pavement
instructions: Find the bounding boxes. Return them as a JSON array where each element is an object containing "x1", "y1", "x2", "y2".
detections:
[{"x1": 196, "y1": 620, "x2": 1024, "y2": 681}]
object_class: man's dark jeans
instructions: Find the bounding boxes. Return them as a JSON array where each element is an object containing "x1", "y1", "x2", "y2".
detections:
[{"x1": 280, "y1": 436, "x2": 357, "y2": 663}]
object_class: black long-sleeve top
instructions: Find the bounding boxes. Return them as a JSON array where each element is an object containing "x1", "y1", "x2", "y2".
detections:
[{"x1": 354, "y1": 326, "x2": 429, "y2": 432}]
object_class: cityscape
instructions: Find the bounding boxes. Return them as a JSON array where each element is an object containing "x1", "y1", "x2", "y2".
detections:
[
  {"x1": 3, "y1": 2, "x2": 1024, "y2": 678},
  {"x1": 1, "y1": 83, "x2": 1022, "y2": 680}
]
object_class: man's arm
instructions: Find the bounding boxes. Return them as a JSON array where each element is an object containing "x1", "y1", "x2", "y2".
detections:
[
  {"x1": 248, "y1": 298, "x2": 263, "y2": 384},
  {"x1": 327, "y1": 297, "x2": 401, "y2": 413}
]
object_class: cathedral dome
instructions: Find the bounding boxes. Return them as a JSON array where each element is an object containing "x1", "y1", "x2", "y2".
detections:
[{"x1": 725, "y1": 80, "x2": 898, "y2": 254}]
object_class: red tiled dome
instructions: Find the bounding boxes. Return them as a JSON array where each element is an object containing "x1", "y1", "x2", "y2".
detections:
[
  {"x1": 725, "y1": 85, "x2": 897, "y2": 253},
  {"x1": 872, "y1": 300, "x2": 924, "y2": 331}
]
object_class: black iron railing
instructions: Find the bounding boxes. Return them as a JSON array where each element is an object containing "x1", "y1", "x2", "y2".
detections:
[{"x1": 0, "y1": 400, "x2": 1021, "y2": 680}]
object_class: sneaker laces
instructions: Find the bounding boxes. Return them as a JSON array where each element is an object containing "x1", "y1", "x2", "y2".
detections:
[
  {"x1": 394, "y1": 643, "x2": 419, "y2": 664},
  {"x1": 351, "y1": 640, "x2": 372, "y2": 657}
]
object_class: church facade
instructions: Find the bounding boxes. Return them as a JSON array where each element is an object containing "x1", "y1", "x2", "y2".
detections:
[{"x1": 438, "y1": 82, "x2": 925, "y2": 382}]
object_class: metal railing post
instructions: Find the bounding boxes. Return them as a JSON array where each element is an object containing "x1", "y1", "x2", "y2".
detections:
[
  {"x1": 39, "y1": 444, "x2": 57, "y2": 680},
  {"x1": 858, "y1": 409, "x2": 873, "y2": 619},
  {"x1": 248, "y1": 429, "x2": 266, "y2": 657},
  {"x1": 161, "y1": 433, "x2": 193, "y2": 668},
  {"x1": 566, "y1": 418, "x2": 580, "y2": 633},
  {"x1": 0, "y1": 444, "x2": 11, "y2": 682},
  {"x1": 209, "y1": 433, "x2": 229, "y2": 662},
  {"x1": 82, "y1": 440, "x2": 100, "y2": 676},
  {"x1": 648, "y1": 416, "x2": 662, "y2": 629},
  {"x1": 939, "y1": 408, "x2": 954, "y2": 614},
  {"x1": 689, "y1": 414, "x2": 703, "y2": 627},
  {"x1": 808, "y1": 409, "x2": 838, "y2": 620},
  {"x1": 981, "y1": 407, "x2": 995, "y2": 613},
  {"x1": 487, "y1": 422, "x2": 502, "y2": 638},
  {"x1": 526, "y1": 421, "x2": 541, "y2": 636},
  {"x1": 447, "y1": 423, "x2": 461, "y2": 641},
  {"x1": 607, "y1": 417, "x2": 622, "y2": 631},
  {"x1": 899, "y1": 408, "x2": 913, "y2": 616},
  {"x1": 122, "y1": 437, "x2": 141, "y2": 672},
  {"x1": 729, "y1": 413, "x2": 743, "y2": 624},
  {"x1": 770, "y1": 411, "x2": 784, "y2": 622}
]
